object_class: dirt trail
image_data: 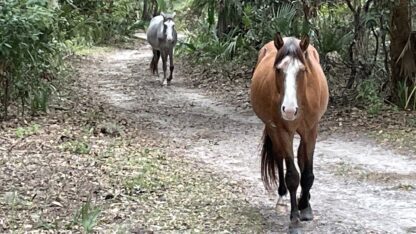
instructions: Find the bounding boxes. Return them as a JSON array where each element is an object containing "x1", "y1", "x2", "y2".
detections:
[{"x1": 79, "y1": 42, "x2": 416, "y2": 233}]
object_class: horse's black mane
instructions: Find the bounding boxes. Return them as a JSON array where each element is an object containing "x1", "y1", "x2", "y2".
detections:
[{"x1": 274, "y1": 37, "x2": 307, "y2": 68}]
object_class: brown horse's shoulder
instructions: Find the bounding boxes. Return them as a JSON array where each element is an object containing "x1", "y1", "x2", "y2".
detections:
[{"x1": 251, "y1": 47, "x2": 279, "y2": 120}]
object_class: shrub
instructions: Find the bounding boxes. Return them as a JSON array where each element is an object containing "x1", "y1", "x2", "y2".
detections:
[
  {"x1": 0, "y1": 0, "x2": 145, "y2": 119},
  {"x1": 0, "y1": 0, "x2": 64, "y2": 118},
  {"x1": 356, "y1": 79, "x2": 383, "y2": 115},
  {"x1": 58, "y1": 0, "x2": 145, "y2": 47}
]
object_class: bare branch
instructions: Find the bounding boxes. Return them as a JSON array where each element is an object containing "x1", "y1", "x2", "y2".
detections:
[
  {"x1": 345, "y1": 0, "x2": 355, "y2": 12},
  {"x1": 364, "y1": 0, "x2": 374, "y2": 12}
]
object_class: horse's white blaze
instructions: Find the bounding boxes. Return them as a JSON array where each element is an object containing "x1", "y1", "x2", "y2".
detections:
[
  {"x1": 164, "y1": 20, "x2": 175, "y2": 41},
  {"x1": 279, "y1": 56, "x2": 303, "y2": 120}
]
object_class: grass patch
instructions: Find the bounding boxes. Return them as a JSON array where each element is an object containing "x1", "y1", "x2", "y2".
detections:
[
  {"x1": 74, "y1": 46, "x2": 114, "y2": 56},
  {"x1": 60, "y1": 139, "x2": 91, "y2": 155},
  {"x1": 104, "y1": 146, "x2": 264, "y2": 232},
  {"x1": 72, "y1": 199, "x2": 101, "y2": 233},
  {"x1": 371, "y1": 128, "x2": 416, "y2": 154},
  {"x1": 15, "y1": 124, "x2": 40, "y2": 138}
]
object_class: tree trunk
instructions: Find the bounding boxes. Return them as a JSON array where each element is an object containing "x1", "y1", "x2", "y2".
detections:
[
  {"x1": 142, "y1": 0, "x2": 151, "y2": 20},
  {"x1": 390, "y1": 0, "x2": 411, "y2": 103},
  {"x1": 215, "y1": 0, "x2": 241, "y2": 39},
  {"x1": 216, "y1": 0, "x2": 228, "y2": 39},
  {"x1": 301, "y1": 0, "x2": 319, "y2": 22},
  {"x1": 152, "y1": 0, "x2": 159, "y2": 17},
  {"x1": 345, "y1": 0, "x2": 374, "y2": 88}
]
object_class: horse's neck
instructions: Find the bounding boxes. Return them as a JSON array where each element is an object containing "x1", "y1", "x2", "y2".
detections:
[{"x1": 157, "y1": 22, "x2": 165, "y2": 40}]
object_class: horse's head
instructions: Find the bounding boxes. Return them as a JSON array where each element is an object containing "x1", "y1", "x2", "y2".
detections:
[
  {"x1": 161, "y1": 12, "x2": 176, "y2": 43},
  {"x1": 273, "y1": 32, "x2": 309, "y2": 121}
]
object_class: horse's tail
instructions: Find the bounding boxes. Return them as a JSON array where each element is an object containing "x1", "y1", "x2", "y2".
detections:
[{"x1": 261, "y1": 129, "x2": 278, "y2": 191}]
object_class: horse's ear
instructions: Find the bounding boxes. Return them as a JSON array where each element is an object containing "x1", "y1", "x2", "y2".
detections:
[
  {"x1": 274, "y1": 32, "x2": 284, "y2": 50},
  {"x1": 300, "y1": 35, "x2": 309, "y2": 52},
  {"x1": 171, "y1": 12, "x2": 176, "y2": 18},
  {"x1": 161, "y1": 12, "x2": 166, "y2": 18}
]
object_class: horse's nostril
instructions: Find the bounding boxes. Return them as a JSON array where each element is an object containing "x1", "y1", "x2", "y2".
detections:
[
  {"x1": 282, "y1": 106, "x2": 286, "y2": 112},
  {"x1": 294, "y1": 108, "x2": 298, "y2": 115}
]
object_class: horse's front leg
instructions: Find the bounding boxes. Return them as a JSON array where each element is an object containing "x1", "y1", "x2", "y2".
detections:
[
  {"x1": 285, "y1": 156, "x2": 300, "y2": 229},
  {"x1": 277, "y1": 156, "x2": 287, "y2": 195},
  {"x1": 297, "y1": 125, "x2": 318, "y2": 221},
  {"x1": 275, "y1": 149, "x2": 287, "y2": 206},
  {"x1": 160, "y1": 50, "x2": 168, "y2": 85},
  {"x1": 151, "y1": 49, "x2": 160, "y2": 76},
  {"x1": 270, "y1": 131, "x2": 300, "y2": 230},
  {"x1": 167, "y1": 48, "x2": 174, "y2": 85}
]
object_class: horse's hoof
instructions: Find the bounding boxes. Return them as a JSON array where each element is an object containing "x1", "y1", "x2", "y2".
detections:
[
  {"x1": 290, "y1": 210, "x2": 300, "y2": 223},
  {"x1": 300, "y1": 205, "x2": 313, "y2": 221},
  {"x1": 288, "y1": 216, "x2": 301, "y2": 234},
  {"x1": 288, "y1": 226, "x2": 302, "y2": 234},
  {"x1": 160, "y1": 79, "x2": 167, "y2": 86}
]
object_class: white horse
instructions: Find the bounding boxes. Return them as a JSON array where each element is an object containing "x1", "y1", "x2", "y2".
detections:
[{"x1": 146, "y1": 12, "x2": 177, "y2": 86}]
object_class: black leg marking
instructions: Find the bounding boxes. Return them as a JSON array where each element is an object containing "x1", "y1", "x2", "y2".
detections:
[
  {"x1": 277, "y1": 157, "x2": 287, "y2": 196},
  {"x1": 285, "y1": 158, "x2": 300, "y2": 222}
]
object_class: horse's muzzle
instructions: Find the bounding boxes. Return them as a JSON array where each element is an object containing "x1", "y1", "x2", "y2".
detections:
[
  {"x1": 281, "y1": 106, "x2": 299, "y2": 121},
  {"x1": 167, "y1": 39, "x2": 175, "y2": 44}
]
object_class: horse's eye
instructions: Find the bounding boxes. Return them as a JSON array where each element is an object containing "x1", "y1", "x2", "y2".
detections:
[{"x1": 275, "y1": 68, "x2": 284, "y2": 75}]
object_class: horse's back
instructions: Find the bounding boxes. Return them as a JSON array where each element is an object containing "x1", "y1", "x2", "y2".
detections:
[
  {"x1": 146, "y1": 15, "x2": 164, "y2": 48},
  {"x1": 254, "y1": 41, "x2": 276, "y2": 70}
]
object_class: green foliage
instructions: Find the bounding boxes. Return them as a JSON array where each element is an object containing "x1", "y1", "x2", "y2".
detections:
[
  {"x1": 0, "y1": 0, "x2": 145, "y2": 119},
  {"x1": 178, "y1": 24, "x2": 250, "y2": 61},
  {"x1": 243, "y1": 3, "x2": 300, "y2": 46},
  {"x1": 15, "y1": 124, "x2": 40, "y2": 138},
  {"x1": 156, "y1": 0, "x2": 167, "y2": 12},
  {"x1": 179, "y1": 2, "x2": 304, "y2": 62},
  {"x1": 72, "y1": 199, "x2": 101, "y2": 233},
  {"x1": 397, "y1": 80, "x2": 416, "y2": 110},
  {"x1": 59, "y1": 0, "x2": 145, "y2": 47},
  {"x1": 356, "y1": 80, "x2": 383, "y2": 115},
  {"x1": 0, "y1": 0, "x2": 64, "y2": 117},
  {"x1": 314, "y1": 4, "x2": 353, "y2": 57},
  {"x1": 61, "y1": 139, "x2": 91, "y2": 154}
]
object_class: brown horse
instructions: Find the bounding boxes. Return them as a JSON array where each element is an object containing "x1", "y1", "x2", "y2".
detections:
[{"x1": 251, "y1": 32, "x2": 328, "y2": 231}]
